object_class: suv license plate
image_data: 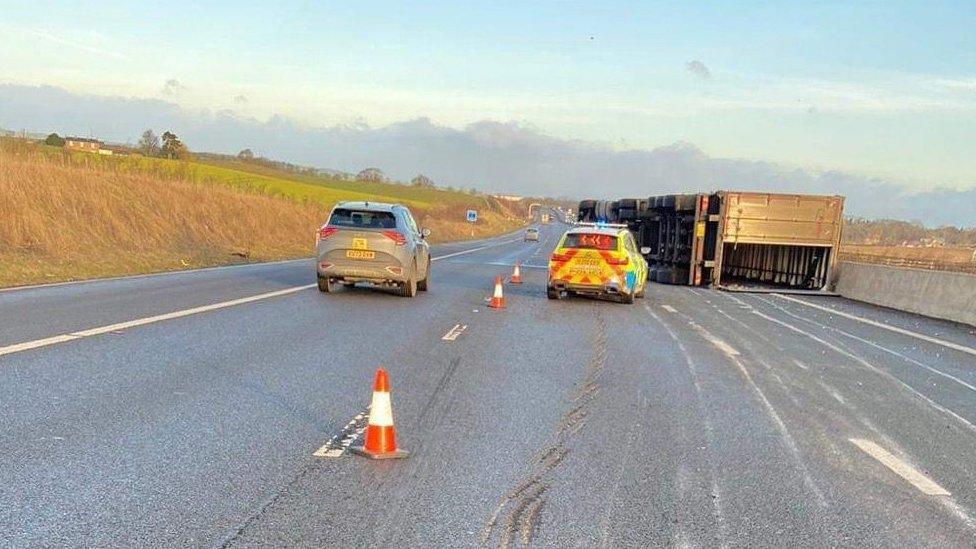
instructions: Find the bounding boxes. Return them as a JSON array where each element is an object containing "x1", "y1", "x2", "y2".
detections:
[{"x1": 346, "y1": 250, "x2": 375, "y2": 260}]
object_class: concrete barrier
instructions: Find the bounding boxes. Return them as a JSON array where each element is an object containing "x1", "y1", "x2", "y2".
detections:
[{"x1": 835, "y1": 261, "x2": 976, "y2": 327}]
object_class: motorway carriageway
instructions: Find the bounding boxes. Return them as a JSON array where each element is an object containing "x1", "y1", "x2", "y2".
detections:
[{"x1": 1, "y1": 223, "x2": 976, "y2": 547}]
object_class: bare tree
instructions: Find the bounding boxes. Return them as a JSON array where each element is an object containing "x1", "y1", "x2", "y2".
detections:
[
  {"x1": 138, "y1": 129, "x2": 160, "y2": 157},
  {"x1": 356, "y1": 167, "x2": 385, "y2": 183},
  {"x1": 410, "y1": 174, "x2": 434, "y2": 187},
  {"x1": 237, "y1": 148, "x2": 254, "y2": 160}
]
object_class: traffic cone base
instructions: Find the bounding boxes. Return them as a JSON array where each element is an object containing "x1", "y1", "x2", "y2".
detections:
[{"x1": 349, "y1": 446, "x2": 410, "y2": 459}]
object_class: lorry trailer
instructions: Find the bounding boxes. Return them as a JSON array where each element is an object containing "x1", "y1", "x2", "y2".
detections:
[{"x1": 578, "y1": 192, "x2": 845, "y2": 292}]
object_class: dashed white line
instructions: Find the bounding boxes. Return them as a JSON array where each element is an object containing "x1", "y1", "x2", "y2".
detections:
[
  {"x1": 776, "y1": 294, "x2": 976, "y2": 358},
  {"x1": 850, "y1": 438, "x2": 949, "y2": 496},
  {"x1": 313, "y1": 408, "x2": 371, "y2": 458},
  {"x1": 687, "y1": 321, "x2": 740, "y2": 358},
  {"x1": 441, "y1": 324, "x2": 468, "y2": 341},
  {"x1": 661, "y1": 305, "x2": 678, "y2": 314}
]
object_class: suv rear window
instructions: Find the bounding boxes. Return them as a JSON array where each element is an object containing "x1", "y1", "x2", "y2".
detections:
[
  {"x1": 563, "y1": 233, "x2": 617, "y2": 250},
  {"x1": 329, "y1": 208, "x2": 397, "y2": 229}
]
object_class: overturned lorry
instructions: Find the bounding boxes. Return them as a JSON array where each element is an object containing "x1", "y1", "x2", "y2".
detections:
[{"x1": 578, "y1": 192, "x2": 845, "y2": 292}]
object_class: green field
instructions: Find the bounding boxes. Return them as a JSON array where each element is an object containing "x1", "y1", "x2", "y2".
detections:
[{"x1": 39, "y1": 145, "x2": 484, "y2": 211}]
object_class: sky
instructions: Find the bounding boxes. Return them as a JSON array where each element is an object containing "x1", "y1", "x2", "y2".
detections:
[{"x1": 1, "y1": 1, "x2": 975, "y2": 191}]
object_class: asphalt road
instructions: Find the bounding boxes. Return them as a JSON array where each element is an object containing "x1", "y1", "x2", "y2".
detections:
[{"x1": 2, "y1": 223, "x2": 976, "y2": 548}]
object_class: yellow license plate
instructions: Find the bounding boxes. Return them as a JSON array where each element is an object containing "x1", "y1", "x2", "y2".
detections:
[
  {"x1": 346, "y1": 250, "x2": 375, "y2": 260},
  {"x1": 571, "y1": 266, "x2": 601, "y2": 275}
]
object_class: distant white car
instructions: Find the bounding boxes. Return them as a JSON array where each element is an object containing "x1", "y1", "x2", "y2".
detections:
[{"x1": 524, "y1": 228, "x2": 540, "y2": 242}]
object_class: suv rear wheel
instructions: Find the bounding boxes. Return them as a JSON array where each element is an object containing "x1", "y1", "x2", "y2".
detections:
[
  {"x1": 317, "y1": 276, "x2": 334, "y2": 293},
  {"x1": 417, "y1": 259, "x2": 430, "y2": 292},
  {"x1": 399, "y1": 272, "x2": 418, "y2": 297},
  {"x1": 619, "y1": 290, "x2": 635, "y2": 304}
]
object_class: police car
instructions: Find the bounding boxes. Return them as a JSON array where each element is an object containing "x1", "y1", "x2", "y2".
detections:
[{"x1": 547, "y1": 223, "x2": 648, "y2": 303}]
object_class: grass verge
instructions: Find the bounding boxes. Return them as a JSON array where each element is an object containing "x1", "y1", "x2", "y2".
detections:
[{"x1": 0, "y1": 139, "x2": 527, "y2": 288}]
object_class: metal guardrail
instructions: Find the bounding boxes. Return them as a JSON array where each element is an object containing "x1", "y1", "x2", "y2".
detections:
[{"x1": 838, "y1": 253, "x2": 976, "y2": 275}]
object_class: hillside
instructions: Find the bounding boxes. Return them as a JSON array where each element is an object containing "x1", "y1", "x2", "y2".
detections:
[{"x1": 0, "y1": 139, "x2": 528, "y2": 287}]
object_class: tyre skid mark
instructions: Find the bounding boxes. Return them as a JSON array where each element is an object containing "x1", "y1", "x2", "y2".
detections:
[{"x1": 482, "y1": 313, "x2": 607, "y2": 547}]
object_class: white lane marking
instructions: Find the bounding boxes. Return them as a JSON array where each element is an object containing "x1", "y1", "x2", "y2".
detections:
[
  {"x1": 792, "y1": 358, "x2": 809, "y2": 370},
  {"x1": 0, "y1": 238, "x2": 518, "y2": 358},
  {"x1": 0, "y1": 334, "x2": 82, "y2": 355},
  {"x1": 643, "y1": 307, "x2": 730, "y2": 544},
  {"x1": 431, "y1": 238, "x2": 522, "y2": 262},
  {"x1": 313, "y1": 408, "x2": 370, "y2": 458},
  {"x1": 750, "y1": 308, "x2": 976, "y2": 435},
  {"x1": 850, "y1": 438, "x2": 950, "y2": 496},
  {"x1": 756, "y1": 295, "x2": 976, "y2": 395},
  {"x1": 0, "y1": 231, "x2": 524, "y2": 295},
  {"x1": 0, "y1": 258, "x2": 312, "y2": 294},
  {"x1": 0, "y1": 284, "x2": 315, "y2": 358},
  {"x1": 691, "y1": 323, "x2": 740, "y2": 358},
  {"x1": 678, "y1": 314, "x2": 826, "y2": 508},
  {"x1": 441, "y1": 324, "x2": 468, "y2": 341},
  {"x1": 661, "y1": 305, "x2": 678, "y2": 314},
  {"x1": 776, "y1": 294, "x2": 976, "y2": 359}
]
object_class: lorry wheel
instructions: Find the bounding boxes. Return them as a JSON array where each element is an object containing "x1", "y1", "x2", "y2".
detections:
[
  {"x1": 547, "y1": 287, "x2": 562, "y2": 300},
  {"x1": 317, "y1": 276, "x2": 334, "y2": 293}
]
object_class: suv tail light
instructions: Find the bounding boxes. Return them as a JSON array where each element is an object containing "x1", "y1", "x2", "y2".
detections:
[
  {"x1": 550, "y1": 252, "x2": 572, "y2": 262},
  {"x1": 382, "y1": 230, "x2": 407, "y2": 245},
  {"x1": 605, "y1": 256, "x2": 629, "y2": 266},
  {"x1": 317, "y1": 226, "x2": 338, "y2": 243}
]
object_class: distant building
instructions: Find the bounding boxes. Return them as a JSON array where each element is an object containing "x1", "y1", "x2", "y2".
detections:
[
  {"x1": 100, "y1": 144, "x2": 129, "y2": 157},
  {"x1": 64, "y1": 137, "x2": 103, "y2": 153}
]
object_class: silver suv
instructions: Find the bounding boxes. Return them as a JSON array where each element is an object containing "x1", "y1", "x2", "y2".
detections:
[{"x1": 315, "y1": 201, "x2": 431, "y2": 297}]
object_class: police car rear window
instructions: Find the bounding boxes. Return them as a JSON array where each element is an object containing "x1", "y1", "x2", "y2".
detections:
[
  {"x1": 329, "y1": 209, "x2": 397, "y2": 229},
  {"x1": 563, "y1": 233, "x2": 617, "y2": 250}
]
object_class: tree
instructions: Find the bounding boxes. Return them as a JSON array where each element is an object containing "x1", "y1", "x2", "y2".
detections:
[
  {"x1": 237, "y1": 148, "x2": 254, "y2": 160},
  {"x1": 160, "y1": 131, "x2": 189, "y2": 159},
  {"x1": 356, "y1": 167, "x2": 385, "y2": 183},
  {"x1": 43, "y1": 133, "x2": 65, "y2": 147},
  {"x1": 410, "y1": 174, "x2": 434, "y2": 187},
  {"x1": 138, "y1": 129, "x2": 160, "y2": 157}
]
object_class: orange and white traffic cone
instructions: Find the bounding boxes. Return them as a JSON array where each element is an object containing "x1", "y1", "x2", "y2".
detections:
[
  {"x1": 510, "y1": 262, "x2": 523, "y2": 284},
  {"x1": 488, "y1": 276, "x2": 506, "y2": 309},
  {"x1": 350, "y1": 368, "x2": 409, "y2": 459}
]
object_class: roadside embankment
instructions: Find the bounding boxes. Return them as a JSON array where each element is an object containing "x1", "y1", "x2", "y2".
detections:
[
  {"x1": 0, "y1": 141, "x2": 526, "y2": 288},
  {"x1": 835, "y1": 261, "x2": 976, "y2": 326}
]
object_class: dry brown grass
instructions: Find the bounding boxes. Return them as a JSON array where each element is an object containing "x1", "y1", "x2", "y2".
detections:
[
  {"x1": 0, "y1": 145, "x2": 526, "y2": 287},
  {"x1": 840, "y1": 244, "x2": 976, "y2": 274},
  {"x1": 0, "y1": 149, "x2": 328, "y2": 286}
]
